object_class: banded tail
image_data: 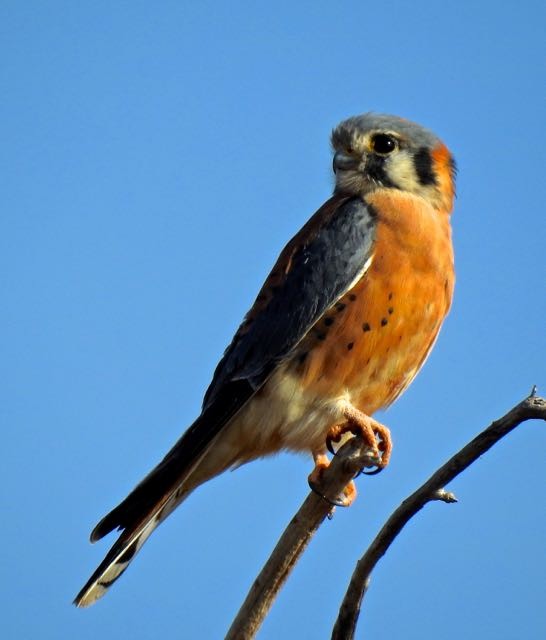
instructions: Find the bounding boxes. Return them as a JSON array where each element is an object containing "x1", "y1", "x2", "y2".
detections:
[
  {"x1": 74, "y1": 379, "x2": 256, "y2": 606},
  {"x1": 74, "y1": 444, "x2": 201, "y2": 607},
  {"x1": 74, "y1": 508, "x2": 166, "y2": 607}
]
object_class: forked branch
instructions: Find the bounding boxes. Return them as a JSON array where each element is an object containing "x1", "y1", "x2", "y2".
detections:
[
  {"x1": 331, "y1": 390, "x2": 546, "y2": 639},
  {"x1": 225, "y1": 390, "x2": 545, "y2": 640}
]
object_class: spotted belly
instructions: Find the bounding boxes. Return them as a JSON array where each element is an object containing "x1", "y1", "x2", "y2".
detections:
[
  {"x1": 219, "y1": 262, "x2": 451, "y2": 467},
  {"x1": 293, "y1": 272, "x2": 447, "y2": 416}
]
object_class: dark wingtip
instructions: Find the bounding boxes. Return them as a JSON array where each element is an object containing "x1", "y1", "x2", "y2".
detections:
[{"x1": 90, "y1": 510, "x2": 120, "y2": 543}]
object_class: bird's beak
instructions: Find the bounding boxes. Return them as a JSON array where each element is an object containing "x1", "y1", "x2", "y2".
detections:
[{"x1": 332, "y1": 152, "x2": 360, "y2": 173}]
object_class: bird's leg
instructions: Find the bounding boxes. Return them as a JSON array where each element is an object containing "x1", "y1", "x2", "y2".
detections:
[
  {"x1": 326, "y1": 405, "x2": 392, "y2": 474},
  {"x1": 307, "y1": 449, "x2": 357, "y2": 507}
]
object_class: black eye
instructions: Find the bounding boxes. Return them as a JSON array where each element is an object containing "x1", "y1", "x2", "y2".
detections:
[{"x1": 371, "y1": 134, "x2": 397, "y2": 155}]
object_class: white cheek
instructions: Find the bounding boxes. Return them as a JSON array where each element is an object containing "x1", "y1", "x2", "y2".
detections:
[{"x1": 386, "y1": 152, "x2": 417, "y2": 190}]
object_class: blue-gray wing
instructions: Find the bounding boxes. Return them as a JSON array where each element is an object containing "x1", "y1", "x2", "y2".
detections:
[{"x1": 203, "y1": 194, "x2": 377, "y2": 408}]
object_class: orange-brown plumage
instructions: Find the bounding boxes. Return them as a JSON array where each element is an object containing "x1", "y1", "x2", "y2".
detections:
[{"x1": 295, "y1": 188, "x2": 454, "y2": 414}]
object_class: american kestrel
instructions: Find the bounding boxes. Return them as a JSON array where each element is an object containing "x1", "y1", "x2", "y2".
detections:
[{"x1": 75, "y1": 113, "x2": 456, "y2": 607}]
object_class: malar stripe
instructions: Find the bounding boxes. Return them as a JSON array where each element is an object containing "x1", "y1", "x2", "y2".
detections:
[{"x1": 365, "y1": 155, "x2": 399, "y2": 188}]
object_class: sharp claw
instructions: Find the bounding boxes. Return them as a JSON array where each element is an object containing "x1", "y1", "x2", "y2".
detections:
[
  {"x1": 326, "y1": 438, "x2": 337, "y2": 455},
  {"x1": 308, "y1": 479, "x2": 350, "y2": 507},
  {"x1": 362, "y1": 466, "x2": 383, "y2": 476},
  {"x1": 326, "y1": 494, "x2": 351, "y2": 507}
]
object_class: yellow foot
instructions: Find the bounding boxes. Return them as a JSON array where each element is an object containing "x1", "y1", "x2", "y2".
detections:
[
  {"x1": 326, "y1": 406, "x2": 392, "y2": 473},
  {"x1": 307, "y1": 453, "x2": 357, "y2": 507}
]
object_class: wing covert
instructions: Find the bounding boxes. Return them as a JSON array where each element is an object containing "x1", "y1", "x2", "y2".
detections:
[{"x1": 203, "y1": 194, "x2": 377, "y2": 409}]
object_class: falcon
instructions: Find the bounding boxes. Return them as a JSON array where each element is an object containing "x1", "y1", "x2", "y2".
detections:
[{"x1": 75, "y1": 113, "x2": 456, "y2": 607}]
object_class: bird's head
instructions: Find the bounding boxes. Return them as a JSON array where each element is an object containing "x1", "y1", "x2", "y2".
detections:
[{"x1": 331, "y1": 113, "x2": 456, "y2": 213}]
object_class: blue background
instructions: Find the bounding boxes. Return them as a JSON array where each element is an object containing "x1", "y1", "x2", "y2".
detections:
[{"x1": 2, "y1": 2, "x2": 544, "y2": 638}]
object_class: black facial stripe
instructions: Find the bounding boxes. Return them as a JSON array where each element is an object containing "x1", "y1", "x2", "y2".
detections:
[
  {"x1": 365, "y1": 155, "x2": 398, "y2": 188},
  {"x1": 413, "y1": 147, "x2": 437, "y2": 186}
]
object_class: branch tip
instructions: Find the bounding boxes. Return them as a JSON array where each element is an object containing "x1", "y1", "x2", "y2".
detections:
[{"x1": 433, "y1": 488, "x2": 458, "y2": 503}]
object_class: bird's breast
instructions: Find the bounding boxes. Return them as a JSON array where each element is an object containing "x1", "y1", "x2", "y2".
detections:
[{"x1": 292, "y1": 189, "x2": 454, "y2": 415}]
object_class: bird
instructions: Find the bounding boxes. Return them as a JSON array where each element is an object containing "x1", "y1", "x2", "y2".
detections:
[{"x1": 74, "y1": 112, "x2": 456, "y2": 607}]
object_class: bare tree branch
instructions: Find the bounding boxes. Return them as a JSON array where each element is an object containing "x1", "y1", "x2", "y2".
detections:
[
  {"x1": 224, "y1": 391, "x2": 544, "y2": 640},
  {"x1": 225, "y1": 439, "x2": 378, "y2": 640},
  {"x1": 331, "y1": 391, "x2": 546, "y2": 640}
]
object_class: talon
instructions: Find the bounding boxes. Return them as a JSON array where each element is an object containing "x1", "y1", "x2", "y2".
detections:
[
  {"x1": 362, "y1": 466, "x2": 383, "y2": 476},
  {"x1": 355, "y1": 450, "x2": 383, "y2": 477},
  {"x1": 308, "y1": 484, "x2": 354, "y2": 508},
  {"x1": 371, "y1": 422, "x2": 392, "y2": 467},
  {"x1": 325, "y1": 406, "x2": 393, "y2": 473},
  {"x1": 308, "y1": 452, "x2": 357, "y2": 507}
]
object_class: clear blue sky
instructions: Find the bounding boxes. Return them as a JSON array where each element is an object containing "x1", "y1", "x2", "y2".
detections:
[{"x1": 2, "y1": 2, "x2": 544, "y2": 638}]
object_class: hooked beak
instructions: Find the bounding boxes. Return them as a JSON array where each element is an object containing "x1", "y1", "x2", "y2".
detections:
[{"x1": 332, "y1": 151, "x2": 360, "y2": 173}]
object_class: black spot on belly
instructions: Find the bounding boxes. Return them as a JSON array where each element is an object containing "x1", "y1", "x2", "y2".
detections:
[
  {"x1": 324, "y1": 317, "x2": 334, "y2": 326},
  {"x1": 348, "y1": 294, "x2": 357, "y2": 302},
  {"x1": 298, "y1": 352, "x2": 308, "y2": 364},
  {"x1": 388, "y1": 292, "x2": 393, "y2": 300},
  {"x1": 388, "y1": 307, "x2": 394, "y2": 315},
  {"x1": 316, "y1": 332, "x2": 327, "y2": 341},
  {"x1": 336, "y1": 302, "x2": 346, "y2": 312},
  {"x1": 362, "y1": 322, "x2": 371, "y2": 332},
  {"x1": 381, "y1": 318, "x2": 388, "y2": 327},
  {"x1": 347, "y1": 342, "x2": 354, "y2": 351}
]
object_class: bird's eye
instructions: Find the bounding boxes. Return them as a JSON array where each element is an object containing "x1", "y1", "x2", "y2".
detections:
[{"x1": 371, "y1": 134, "x2": 397, "y2": 155}]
